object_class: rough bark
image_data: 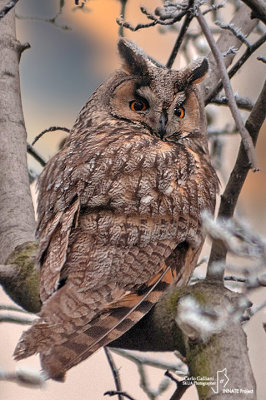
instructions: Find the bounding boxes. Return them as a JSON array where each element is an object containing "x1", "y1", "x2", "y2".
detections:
[
  {"x1": 0, "y1": 1, "x2": 38, "y2": 309},
  {"x1": 111, "y1": 282, "x2": 257, "y2": 399},
  {"x1": 0, "y1": 0, "x2": 36, "y2": 266}
]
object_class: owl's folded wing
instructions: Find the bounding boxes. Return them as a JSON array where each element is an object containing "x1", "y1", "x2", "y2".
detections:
[
  {"x1": 37, "y1": 197, "x2": 80, "y2": 302},
  {"x1": 14, "y1": 248, "x2": 198, "y2": 382}
]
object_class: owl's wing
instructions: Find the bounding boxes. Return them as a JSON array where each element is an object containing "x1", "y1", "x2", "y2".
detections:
[
  {"x1": 15, "y1": 244, "x2": 200, "y2": 381},
  {"x1": 38, "y1": 263, "x2": 174, "y2": 381},
  {"x1": 37, "y1": 197, "x2": 80, "y2": 302},
  {"x1": 38, "y1": 243, "x2": 202, "y2": 381}
]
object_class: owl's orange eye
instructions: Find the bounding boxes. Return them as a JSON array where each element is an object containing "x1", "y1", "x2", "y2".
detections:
[
  {"x1": 174, "y1": 106, "x2": 185, "y2": 118},
  {"x1": 129, "y1": 99, "x2": 148, "y2": 112}
]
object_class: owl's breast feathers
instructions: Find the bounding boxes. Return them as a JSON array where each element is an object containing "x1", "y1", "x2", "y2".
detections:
[{"x1": 14, "y1": 127, "x2": 218, "y2": 380}]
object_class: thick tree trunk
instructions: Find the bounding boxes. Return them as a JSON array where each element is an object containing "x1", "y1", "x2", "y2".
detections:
[
  {"x1": 0, "y1": 1, "x2": 36, "y2": 265},
  {"x1": 0, "y1": 1, "x2": 39, "y2": 311}
]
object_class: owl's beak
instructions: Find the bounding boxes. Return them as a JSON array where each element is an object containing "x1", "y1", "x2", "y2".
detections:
[{"x1": 158, "y1": 109, "x2": 168, "y2": 139}]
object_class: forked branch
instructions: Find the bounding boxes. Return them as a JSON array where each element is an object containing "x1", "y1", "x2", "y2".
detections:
[
  {"x1": 207, "y1": 80, "x2": 266, "y2": 279},
  {"x1": 197, "y1": 9, "x2": 258, "y2": 170}
]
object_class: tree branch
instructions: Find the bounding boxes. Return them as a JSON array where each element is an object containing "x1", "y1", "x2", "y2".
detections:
[
  {"x1": 0, "y1": 0, "x2": 19, "y2": 19},
  {"x1": 118, "y1": 0, "x2": 128, "y2": 38},
  {"x1": 207, "y1": 80, "x2": 266, "y2": 279},
  {"x1": 0, "y1": 1, "x2": 36, "y2": 266},
  {"x1": 110, "y1": 282, "x2": 256, "y2": 399},
  {"x1": 210, "y1": 95, "x2": 254, "y2": 110},
  {"x1": 166, "y1": 0, "x2": 194, "y2": 69},
  {"x1": 116, "y1": 3, "x2": 188, "y2": 32},
  {"x1": 206, "y1": 33, "x2": 266, "y2": 104},
  {"x1": 104, "y1": 347, "x2": 123, "y2": 400},
  {"x1": 165, "y1": 371, "x2": 190, "y2": 400},
  {"x1": 31, "y1": 125, "x2": 70, "y2": 145},
  {"x1": 27, "y1": 143, "x2": 46, "y2": 167},
  {"x1": 201, "y1": 4, "x2": 258, "y2": 102},
  {"x1": 215, "y1": 20, "x2": 252, "y2": 48},
  {"x1": 104, "y1": 391, "x2": 136, "y2": 400},
  {"x1": 241, "y1": 0, "x2": 266, "y2": 24},
  {"x1": 197, "y1": 9, "x2": 258, "y2": 170},
  {"x1": 0, "y1": 314, "x2": 34, "y2": 325}
]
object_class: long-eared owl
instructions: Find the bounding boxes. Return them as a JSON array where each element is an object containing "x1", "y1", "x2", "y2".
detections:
[{"x1": 14, "y1": 39, "x2": 218, "y2": 381}]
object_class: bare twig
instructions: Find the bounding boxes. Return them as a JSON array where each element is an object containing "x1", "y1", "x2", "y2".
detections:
[
  {"x1": 224, "y1": 275, "x2": 247, "y2": 284},
  {"x1": 166, "y1": 1, "x2": 194, "y2": 69},
  {"x1": 104, "y1": 347, "x2": 123, "y2": 400},
  {"x1": 111, "y1": 349, "x2": 173, "y2": 399},
  {"x1": 222, "y1": 46, "x2": 238, "y2": 57},
  {"x1": 16, "y1": 0, "x2": 70, "y2": 31},
  {"x1": 116, "y1": 17, "x2": 157, "y2": 32},
  {"x1": 211, "y1": 95, "x2": 254, "y2": 110},
  {"x1": 118, "y1": 0, "x2": 128, "y2": 37},
  {"x1": 228, "y1": 33, "x2": 266, "y2": 78},
  {"x1": 140, "y1": 6, "x2": 159, "y2": 21},
  {"x1": 0, "y1": 304, "x2": 31, "y2": 313},
  {"x1": 190, "y1": 275, "x2": 251, "y2": 285},
  {"x1": 215, "y1": 21, "x2": 251, "y2": 48},
  {"x1": 202, "y1": 2, "x2": 225, "y2": 16},
  {"x1": 206, "y1": 33, "x2": 266, "y2": 103},
  {"x1": 0, "y1": 303, "x2": 35, "y2": 324},
  {"x1": 17, "y1": 42, "x2": 31, "y2": 60},
  {"x1": 197, "y1": 9, "x2": 258, "y2": 170},
  {"x1": 202, "y1": 4, "x2": 258, "y2": 103},
  {"x1": 104, "y1": 391, "x2": 136, "y2": 400},
  {"x1": 27, "y1": 143, "x2": 46, "y2": 167},
  {"x1": 165, "y1": 371, "x2": 190, "y2": 400},
  {"x1": 0, "y1": 314, "x2": 34, "y2": 324},
  {"x1": 31, "y1": 125, "x2": 70, "y2": 145},
  {"x1": 248, "y1": 300, "x2": 266, "y2": 317},
  {"x1": 257, "y1": 56, "x2": 266, "y2": 63},
  {"x1": 111, "y1": 349, "x2": 187, "y2": 375},
  {"x1": 0, "y1": 0, "x2": 19, "y2": 19},
  {"x1": 154, "y1": 1, "x2": 189, "y2": 20},
  {"x1": 116, "y1": 3, "x2": 188, "y2": 32}
]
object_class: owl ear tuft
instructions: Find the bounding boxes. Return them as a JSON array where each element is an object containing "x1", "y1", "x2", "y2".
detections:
[
  {"x1": 118, "y1": 38, "x2": 150, "y2": 77},
  {"x1": 184, "y1": 57, "x2": 209, "y2": 85}
]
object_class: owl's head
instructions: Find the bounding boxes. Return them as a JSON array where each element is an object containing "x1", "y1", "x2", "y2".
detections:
[{"x1": 103, "y1": 39, "x2": 208, "y2": 146}]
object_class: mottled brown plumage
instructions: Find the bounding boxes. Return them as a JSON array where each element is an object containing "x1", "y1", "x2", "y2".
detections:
[{"x1": 14, "y1": 39, "x2": 218, "y2": 381}]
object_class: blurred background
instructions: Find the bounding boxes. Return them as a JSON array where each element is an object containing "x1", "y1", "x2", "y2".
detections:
[{"x1": 0, "y1": 0, "x2": 265, "y2": 399}]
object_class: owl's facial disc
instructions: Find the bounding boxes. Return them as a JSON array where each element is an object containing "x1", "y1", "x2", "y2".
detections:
[{"x1": 109, "y1": 77, "x2": 202, "y2": 143}]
